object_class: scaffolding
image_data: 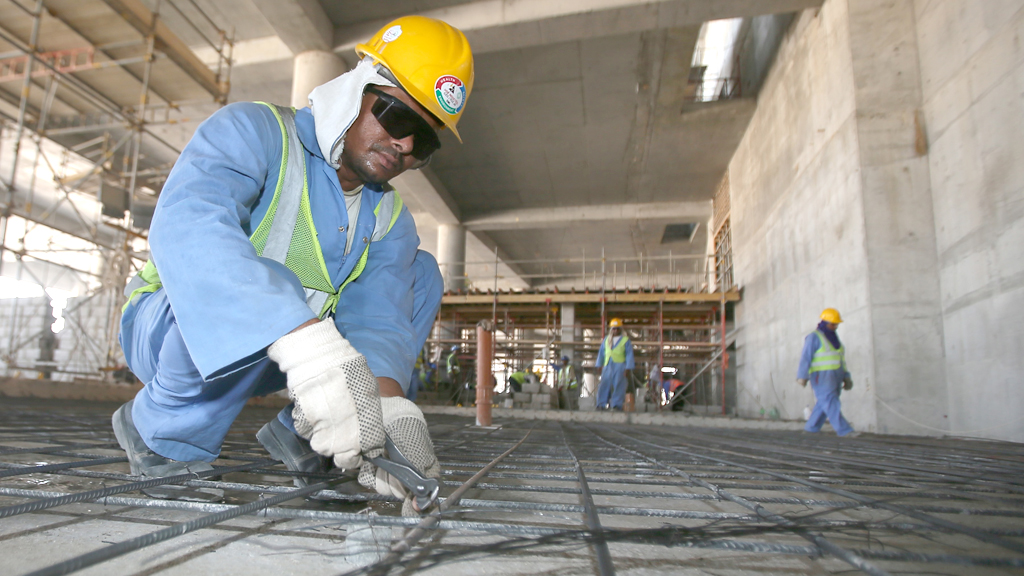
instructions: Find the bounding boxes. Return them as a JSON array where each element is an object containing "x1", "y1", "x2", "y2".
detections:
[
  {"x1": 0, "y1": 0, "x2": 232, "y2": 381},
  {"x1": 429, "y1": 244, "x2": 739, "y2": 414}
]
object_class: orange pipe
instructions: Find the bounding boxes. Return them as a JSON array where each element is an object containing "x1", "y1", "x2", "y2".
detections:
[{"x1": 476, "y1": 320, "x2": 494, "y2": 426}]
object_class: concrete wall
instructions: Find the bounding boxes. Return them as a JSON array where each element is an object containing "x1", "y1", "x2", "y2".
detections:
[
  {"x1": 730, "y1": 3, "x2": 879, "y2": 429},
  {"x1": 729, "y1": 0, "x2": 1024, "y2": 441},
  {"x1": 915, "y1": 0, "x2": 1024, "y2": 441}
]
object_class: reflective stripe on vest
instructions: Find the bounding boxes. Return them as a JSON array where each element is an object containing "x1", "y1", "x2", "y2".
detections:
[
  {"x1": 602, "y1": 335, "x2": 629, "y2": 367},
  {"x1": 559, "y1": 365, "x2": 578, "y2": 389},
  {"x1": 808, "y1": 330, "x2": 845, "y2": 374},
  {"x1": 123, "y1": 102, "x2": 404, "y2": 317}
]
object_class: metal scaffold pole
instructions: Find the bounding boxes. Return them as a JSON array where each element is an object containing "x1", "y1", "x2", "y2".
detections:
[{"x1": 0, "y1": 0, "x2": 45, "y2": 279}]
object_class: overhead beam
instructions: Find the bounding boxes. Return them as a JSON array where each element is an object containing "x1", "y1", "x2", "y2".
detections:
[
  {"x1": 443, "y1": 290, "x2": 740, "y2": 305},
  {"x1": 391, "y1": 168, "x2": 461, "y2": 225},
  {"x1": 463, "y1": 201, "x2": 712, "y2": 231},
  {"x1": 100, "y1": 0, "x2": 227, "y2": 101},
  {"x1": 214, "y1": 0, "x2": 822, "y2": 70},
  {"x1": 392, "y1": 168, "x2": 529, "y2": 287},
  {"x1": 249, "y1": 0, "x2": 334, "y2": 55},
  {"x1": 333, "y1": 0, "x2": 824, "y2": 55}
]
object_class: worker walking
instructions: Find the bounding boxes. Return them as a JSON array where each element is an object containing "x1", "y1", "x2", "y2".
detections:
[
  {"x1": 113, "y1": 16, "x2": 474, "y2": 513},
  {"x1": 595, "y1": 318, "x2": 634, "y2": 410},
  {"x1": 797, "y1": 308, "x2": 856, "y2": 436},
  {"x1": 445, "y1": 344, "x2": 462, "y2": 385},
  {"x1": 556, "y1": 355, "x2": 580, "y2": 410}
]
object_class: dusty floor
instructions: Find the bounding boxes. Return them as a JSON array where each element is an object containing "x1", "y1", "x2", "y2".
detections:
[{"x1": 1, "y1": 398, "x2": 1023, "y2": 575}]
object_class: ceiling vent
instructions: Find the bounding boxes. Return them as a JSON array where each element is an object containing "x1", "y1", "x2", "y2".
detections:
[{"x1": 661, "y1": 223, "x2": 699, "y2": 244}]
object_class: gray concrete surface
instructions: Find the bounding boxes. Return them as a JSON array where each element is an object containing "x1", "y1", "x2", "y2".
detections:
[
  {"x1": 726, "y1": 0, "x2": 1024, "y2": 442},
  {"x1": 2, "y1": 398, "x2": 1023, "y2": 575},
  {"x1": 914, "y1": 0, "x2": 1024, "y2": 441}
]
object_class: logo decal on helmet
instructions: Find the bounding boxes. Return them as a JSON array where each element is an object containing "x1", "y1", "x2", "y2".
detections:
[
  {"x1": 434, "y1": 75, "x2": 466, "y2": 115},
  {"x1": 382, "y1": 25, "x2": 402, "y2": 43}
]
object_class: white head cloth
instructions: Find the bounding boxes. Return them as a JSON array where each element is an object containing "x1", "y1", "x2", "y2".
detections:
[{"x1": 307, "y1": 58, "x2": 396, "y2": 169}]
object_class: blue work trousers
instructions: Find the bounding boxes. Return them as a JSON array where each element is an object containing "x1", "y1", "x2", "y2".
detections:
[
  {"x1": 597, "y1": 363, "x2": 628, "y2": 410},
  {"x1": 804, "y1": 369, "x2": 854, "y2": 436},
  {"x1": 123, "y1": 250, "x2": 443, "y2": 462}
]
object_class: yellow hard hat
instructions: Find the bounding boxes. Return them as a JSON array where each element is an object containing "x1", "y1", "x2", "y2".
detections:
[
  {"x1": 356, "y1": 16, "x2": 474, "y2": 142},
  {"x1": 820, "y1": 308, "x2": 843, "y2": 324},
  {"x1": 609, "y1": 318, "x2": 623, "y2": 328}
]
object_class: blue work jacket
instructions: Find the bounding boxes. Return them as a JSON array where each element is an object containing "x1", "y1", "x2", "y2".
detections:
[
  {"x1": 797, "y1": 332, "x2": 852, "y2": 382},
  {"x1": 121, "y1": 103, "x2": 420, "y2": 385}
]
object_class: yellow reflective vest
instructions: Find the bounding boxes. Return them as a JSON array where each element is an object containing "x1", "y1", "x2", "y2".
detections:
[
  {"x1": 602, "y1": 335, "x2": 630, "y2": 367},
  {"x1": 123, "y1": 102, "x2": 403, "y2": 318},
  {"x1": 808, "y1": 330, "x2": 845, "y2": 374}
]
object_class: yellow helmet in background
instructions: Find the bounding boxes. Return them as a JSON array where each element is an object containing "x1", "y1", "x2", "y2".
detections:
[
  {"x1": 609, "y1": 318, "x2": 624, "y2": 328},
  {"x1": 820, "y1": 308, "x2": 843, "y2": 324},
  {"x1": 356, "y1": 15, "x2": 474, "y2": 141}
]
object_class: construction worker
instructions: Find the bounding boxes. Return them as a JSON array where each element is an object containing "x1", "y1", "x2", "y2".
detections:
[
  {"x1": 507, "y1": 369, "x2": 526, "y2": 393},
  {"x1": 556, "y1": 355, "x2": 580, "y2": 410},
  {"x1": 797, "y1": 308, "x2": 856, "y2": 437},
  {"x1": 595, "y1": 318, "x2": 634, "y2": 410},
  {"x1": 445, "y1": 344, "x2": 462, "y2": 385},
  {"x1": 112, "y1": 16, "x2": 474, "y2": 512},
  {"x1": 407, "y1": 351, "x2": 425, "y2": 402}
]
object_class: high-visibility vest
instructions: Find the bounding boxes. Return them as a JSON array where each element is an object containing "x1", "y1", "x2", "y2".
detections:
[
  {"x1": 558, "y1": 364, "x2": 578, "y2": 389},
  {"x1": 123, "y1": 102, "x2": 403, "y2": 318},
  {"x1": 509, "y1": 371, "x2": 526, "y2": 385},
  {"x1": 602, "y1": 335, "x2": 630, "y2": 367},
  {"x1": 446, "y1": 352, "x2": 460, "y2": 374},
  {"x1": 808, "y1": 330, "x2": 845, "y2": 374}
]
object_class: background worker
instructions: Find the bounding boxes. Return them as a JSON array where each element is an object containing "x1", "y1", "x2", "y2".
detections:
[
  {"x1": 445, "y1": 344, "x2": 462, "y2": 385},
  {"x1": 556, "y1": 355, "x2": 580, "y2": 410},
  {"x1": 797, "y1": 308, "x2": 856, "y2": 437},
  {"x1": 113, "y1": 16, "x2": 474, "y2": 512},
  {"x1": 507, "y1": 369, "x2": 526, "y2": 393},
  {"x1": 595, "y1": 318, "x2": 634, "y2": 410}
]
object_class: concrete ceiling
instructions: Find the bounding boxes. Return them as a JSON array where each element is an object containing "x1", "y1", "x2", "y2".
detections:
[{"x1": 1, "y1": 0, "x2": 821, "y2": 290}]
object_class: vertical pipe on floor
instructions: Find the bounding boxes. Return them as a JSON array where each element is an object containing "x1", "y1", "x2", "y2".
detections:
[{"x1": 476, "y1": 320, "x2": 494, "y2": 426}]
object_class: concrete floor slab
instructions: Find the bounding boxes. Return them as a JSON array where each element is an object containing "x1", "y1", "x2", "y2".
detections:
[{"x1": 1, "y1": 398, "x2": 1023, "y2": 575}]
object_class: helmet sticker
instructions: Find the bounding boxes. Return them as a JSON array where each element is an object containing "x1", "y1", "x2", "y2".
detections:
[
  {"x1": 434, "y1": 75, "x2": 466, "y2": 115},
  {"x1": 382, "y1": 25, "x2": 402, "y2": 43}
]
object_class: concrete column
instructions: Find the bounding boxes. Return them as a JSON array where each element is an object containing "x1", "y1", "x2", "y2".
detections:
[
  {"x1": 847, "y1": 0, "x2": 946, "y2": 435},
  {"x1": 437, "y1": 224, "x2": 467, "y2": 291},
  {"x1": 559, "y1": 302, "x2": 576, "y2": 363},
  {"x1": 291, "y1": 50, "x2": 347, "y2": 109}
]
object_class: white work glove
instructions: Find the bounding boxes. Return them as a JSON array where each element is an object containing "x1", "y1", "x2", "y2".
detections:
[
  {"x1": 797, "y1": 378, "x2": 808, "y2": 388},
  {"x1": 361, "y1": 396, "x2": 440, "y2": 515},
  {"x1": 268, "y1": 321, "x2": 385, "y2": 470}
]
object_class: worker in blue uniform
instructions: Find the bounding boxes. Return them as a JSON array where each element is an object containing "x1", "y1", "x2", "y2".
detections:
[
  {"x1": 797, "y1": 308, "x2": 856, "y2": 436},
  {"x1": 595, "y1": 318, "x2": 634, "y2": 410},
  {"x1": 111, "y1": 16, "x2": 476, "y2": 512}
]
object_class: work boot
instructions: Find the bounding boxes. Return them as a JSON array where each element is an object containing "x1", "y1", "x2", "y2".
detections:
[
  {"x1": 256, "y1": 417, "x2": 327, "y2": 489},
  {"x1": 256, "y1": 418, "x2": 362, "y2": 498},
  {"x1": 111, "y1": 400, "x2": 224, "y2": 502}
]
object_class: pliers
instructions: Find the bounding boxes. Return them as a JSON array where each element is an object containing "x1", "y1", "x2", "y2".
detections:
[{"x1": 369, "y1": 435, "x2": 440, "y2": 511}]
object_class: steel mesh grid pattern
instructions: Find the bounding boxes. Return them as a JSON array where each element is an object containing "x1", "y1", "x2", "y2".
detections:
[{"x1": 1, "y1": 398, "x2": 1023, "y2": 575}]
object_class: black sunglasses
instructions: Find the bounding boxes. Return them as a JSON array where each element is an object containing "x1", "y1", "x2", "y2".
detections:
[{"x1": 365, "y1": 86, "x2": 441, "y2": 161}]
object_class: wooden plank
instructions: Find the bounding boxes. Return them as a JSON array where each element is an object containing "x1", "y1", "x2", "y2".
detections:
[
  {"x1": 441, "y1": 291, "x2": 740, "y2": 305},
  {"x1": 100, "y1": 0, "x2": 226, "y2": 101}
]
